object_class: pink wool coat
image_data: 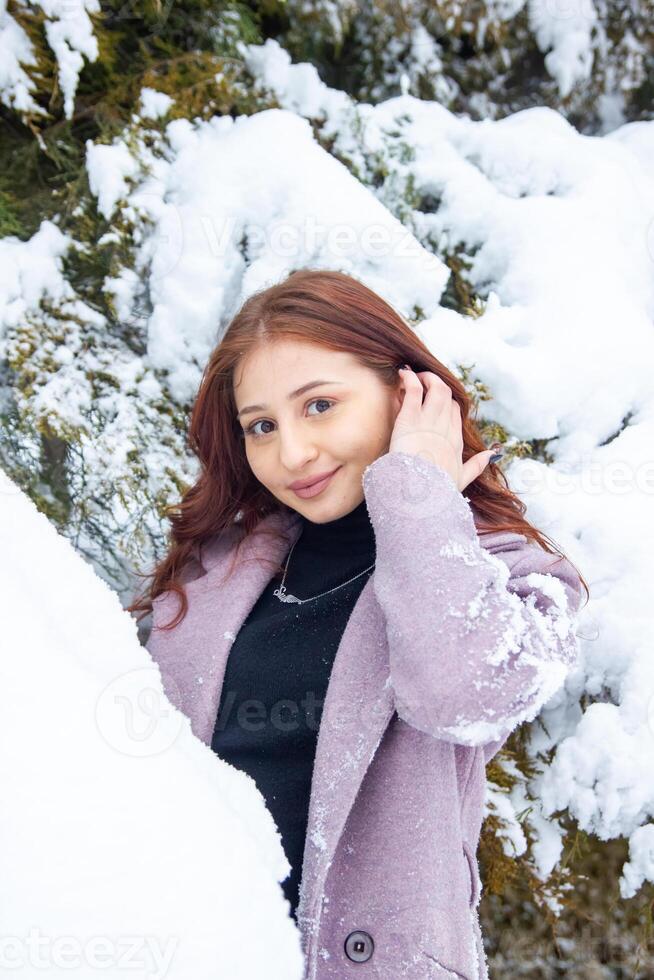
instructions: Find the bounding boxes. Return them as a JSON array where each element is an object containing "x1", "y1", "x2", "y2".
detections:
[{"x1": 145, "y1": 451, "x2": 584, "y2": 980}]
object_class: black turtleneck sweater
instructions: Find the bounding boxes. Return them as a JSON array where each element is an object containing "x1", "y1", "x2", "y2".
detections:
[{"x1": 210, "y1": 497, "x2": 377, "y2": 920}]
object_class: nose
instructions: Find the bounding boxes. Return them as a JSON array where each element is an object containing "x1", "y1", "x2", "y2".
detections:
[{"x1": 277, "y1": 420, "x2": 320, "y2": 473}]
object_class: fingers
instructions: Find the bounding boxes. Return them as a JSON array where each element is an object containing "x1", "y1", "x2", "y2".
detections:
[
  {"x1": 414, "y1": 371, "x2": 463, "y2": 435},
  {"x1": 416, "y1": 371, "x2": 466, "y2": 460},
  {"x1": 414, "y1": 370, "x2": 452, "y2": 402},
  {"x1": 398, "y1": 366, "x2": 426, "y2": 414},
  {"x1": 399, "y1": 368, "x2": 466, "y2": 450},
  {"x1": 460, "y1": 450, "x2": 493, "y2": 491},
  {"x1": 399, "y1": 367, "x2": 425, "y2": 393},
  {"x1": 450, "y1": 400, "x2": 464, "y2": 451}
]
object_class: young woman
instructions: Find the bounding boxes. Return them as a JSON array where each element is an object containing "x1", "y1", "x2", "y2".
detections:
[{"x1": 130, "y1": 268, "x2": 588, "y2": 980}]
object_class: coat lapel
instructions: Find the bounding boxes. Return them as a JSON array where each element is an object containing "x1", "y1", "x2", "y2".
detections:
[
  {"x1": 178, "y1": 508, "x2": 395, "y2": 939},
  {"x1": 294, "y1": 573, "x2": 395, "y2": 947}
]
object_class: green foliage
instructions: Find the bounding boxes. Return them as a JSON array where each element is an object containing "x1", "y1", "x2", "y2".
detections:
[
  {"x1": 279, "y1": 0, "x2": 653, "y2": 133},
  {"x1": 0, "y1": 6, "x2": 285, "y2": 595},
  {"x1": 0, "y1": 190, "x2": 26, "y2": 238},
  {"x1": 0, "y1": 0, "x2": 288, "y2": 236},
  {"x1": 480, "y1": 819, "x2": 654, "y2": 971},
  {"x1": 1, "y1": 0, "x2": 650, "y2": 963}
]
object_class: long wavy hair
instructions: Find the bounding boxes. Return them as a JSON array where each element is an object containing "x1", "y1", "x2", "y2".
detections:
[{"x1": 128, "y1": 268, "x2": 589, "y2": 630}]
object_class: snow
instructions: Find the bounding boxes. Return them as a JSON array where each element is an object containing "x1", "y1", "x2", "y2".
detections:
[
  {"x1": 0, "y1": 0, "x2": 47, "y2": 116},
  {"x1": 0, "y1": 0, "x2": 99, "y2": 119},
  {"x1": 0, "y1": 468, "x2": 304, "y2": 978},
  {"x1": 0, "y1": 221, "x2": 73, "y2": 331},
  {"x1": 86, "y1": 139, "x2": 141, "y2": 221},
  {"x1": 138, "y1": 86, "x2": 174, "y2": 121},
  {"x1": 240, "y1": 38, "x2": 351, "y2": 121},
  {"x1": 41, "y1": 0, "x2": 100, "y2": 118},
  {"x1": 103, "y1": 106, "x2": 446, "y2": 404},
  {"x1": 1, "y1": 22, "x2": 654, "y2": 929},
  {"x1": 528, "y1": 0, "x2": 598, "y2": 98},
  {"x1": 620, "y1": 823, "x2": 654, "y2": 900},
  {"x1": 223, "y1": 40, "x2": 654, "y2": 899}
]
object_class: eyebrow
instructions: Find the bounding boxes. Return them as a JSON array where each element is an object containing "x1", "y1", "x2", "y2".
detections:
[{"x1": 236, "y1": 380, "x2": 344, "y2": 420}]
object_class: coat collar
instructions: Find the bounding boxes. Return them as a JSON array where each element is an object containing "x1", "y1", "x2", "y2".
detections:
[{"x1": 180, "y1": 508, "x2": 395, "y2": 944}]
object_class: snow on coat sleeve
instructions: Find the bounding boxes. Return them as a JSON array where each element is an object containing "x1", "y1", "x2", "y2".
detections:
[{"x1": 362, "y1": 450, "x2": 584, "y2": 748}]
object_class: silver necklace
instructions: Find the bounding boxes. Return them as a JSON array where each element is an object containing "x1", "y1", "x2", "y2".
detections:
[{"x1": 272, "y1": 528, "x2": 376, "y2": 604}]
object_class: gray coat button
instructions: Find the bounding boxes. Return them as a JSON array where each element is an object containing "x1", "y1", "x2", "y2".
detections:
[{"x1": 344, "y1": 930, "x2": 374, "y2": 962}]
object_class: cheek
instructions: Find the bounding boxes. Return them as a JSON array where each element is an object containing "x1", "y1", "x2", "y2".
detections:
[
  {"x1": 331, "y1": 415, "x2": 368, "y2": 453},
  {"x1": 244, "y1": 443, "x2": 276, "y2": 487},
  {"x1": 244, "y1": 443, "x2": 261, "y2": 476},
  {"x1": 334, "y1": 409, "x2": 387, "y2": 457}
]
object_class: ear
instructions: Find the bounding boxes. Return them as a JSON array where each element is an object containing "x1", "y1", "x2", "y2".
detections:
[{"x1": 392, "y1": 376, "x2": 405, "y2": 415}]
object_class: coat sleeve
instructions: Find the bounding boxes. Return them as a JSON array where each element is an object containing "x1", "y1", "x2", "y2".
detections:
[{"x1": 362, "y1": 451, "x2": 585, "y2": 750}]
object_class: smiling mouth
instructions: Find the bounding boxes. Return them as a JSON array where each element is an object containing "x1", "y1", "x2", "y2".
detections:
[{"x1": 290, "y1": 466, "x2": 341, "y2": 498}]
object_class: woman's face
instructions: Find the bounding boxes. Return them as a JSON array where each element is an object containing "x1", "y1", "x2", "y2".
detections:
[{"x1": 233, "y1": 338, "x2": 403, "y2": 521}]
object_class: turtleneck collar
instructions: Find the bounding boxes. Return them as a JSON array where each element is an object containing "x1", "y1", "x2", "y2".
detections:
[{"x1": 295, "y1": 497, "x2": 376, "y2": 558}]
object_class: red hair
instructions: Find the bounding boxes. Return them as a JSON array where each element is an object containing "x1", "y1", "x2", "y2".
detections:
[{"x1": 128, "y1": 268, "x2": 589, "y2": 630}]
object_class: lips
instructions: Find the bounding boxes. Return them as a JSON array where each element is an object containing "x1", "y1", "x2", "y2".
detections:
[{"x1": 288, "y1": 467, "x2": 340, "y2": 491}]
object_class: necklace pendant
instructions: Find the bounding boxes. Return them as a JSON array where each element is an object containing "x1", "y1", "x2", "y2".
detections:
[{"x1": 273, "y1": 585, "x2": 302, "y2": 604}]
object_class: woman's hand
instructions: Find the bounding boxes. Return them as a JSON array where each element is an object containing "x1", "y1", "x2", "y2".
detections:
[{"x1": 390, "y1": 367, "x2": 499, "y2": 493}]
